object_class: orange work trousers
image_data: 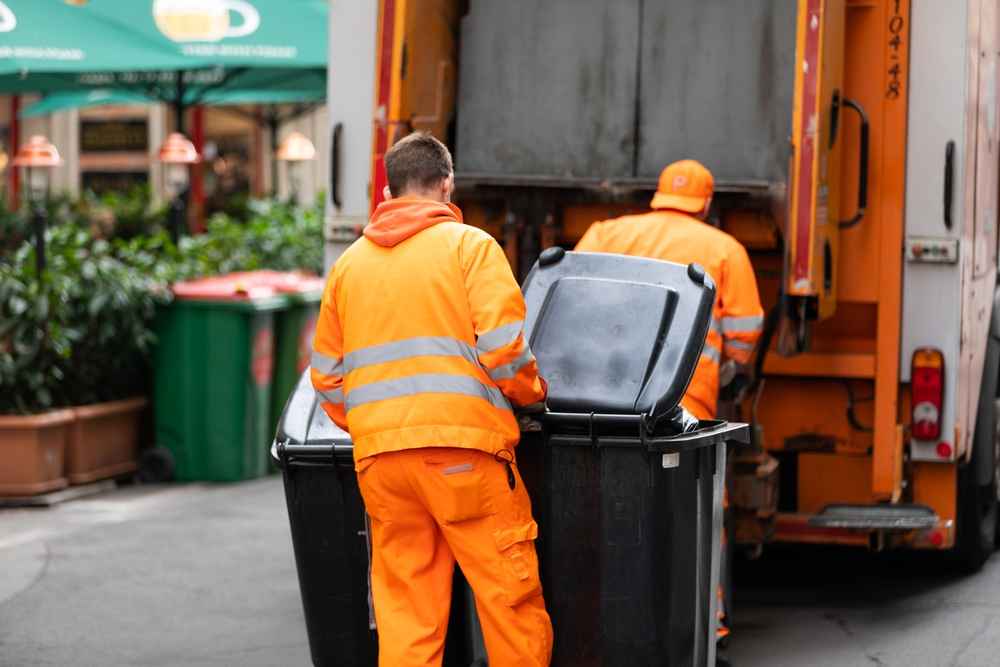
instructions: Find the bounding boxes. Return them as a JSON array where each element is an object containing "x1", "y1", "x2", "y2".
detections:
[{"x1": 356, "y1": 447, "x2": 553, "y2": 667}]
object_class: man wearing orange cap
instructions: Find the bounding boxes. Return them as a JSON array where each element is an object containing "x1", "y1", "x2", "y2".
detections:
[
  {"x1": 576, "y1": 159, "x2": 763, "y2": 421},
  {"x1": 576, "y1": 159, "x2": 763, "y2": 650},
  {"x1": 312, "y1": 132, "x2": 552, "y2": 666}
]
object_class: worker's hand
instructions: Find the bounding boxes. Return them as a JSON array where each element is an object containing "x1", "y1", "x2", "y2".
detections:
[
  {"x1": 516, "y1": 402, "x2": 546, "y2": 433},
  {"x1": 719, "y1": 361, "x2": 751, "y2": 403},
  {"x1": 516, "y1": 401, "x2": 546, "y2": 415}
]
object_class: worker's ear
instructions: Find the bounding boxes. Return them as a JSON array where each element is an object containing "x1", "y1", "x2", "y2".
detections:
[
  {"x1": 700, "y1": 196, "x2": 713, "y2": 220},
  {"x1": 383, "y1": 185, "x2": 393, "y2": 201},
  {"x1": 441, "y1": 173, "x2": 455, "y2": 203}
]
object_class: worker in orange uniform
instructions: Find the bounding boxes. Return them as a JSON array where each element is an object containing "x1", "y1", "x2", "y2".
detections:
[
  {"x1": 575, "y1": 159, "x2": 764, "y2": 652},
  {"x1": 311, "y1": 132, "x2": 552, "y2": 667}
]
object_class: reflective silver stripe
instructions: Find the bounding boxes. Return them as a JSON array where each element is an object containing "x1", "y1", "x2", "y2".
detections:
[
  {"x1": 709, "y1": 318, "x2": 722, "y2": 336},
  {"x1": 476, "y1": 321, "x2": 524, "y2": 354},
  {"x1": 721, "y1": 315, "x2": 764, "y2": 334},
  {"x1": 724, "y1": 339, "x2": 755, "y2": 352},
  {"x1": 311, "y1": 350, "x2": 343, "y2": 376},
  {"x1": 346, "y1": 374, "x2": 512, "y2": 412},
  {"x1": 320, "y1": 388, "x2": 344, "y2": 405},
  {"x1": 702, "y1": 345, "x2": 721, "y2": 364},
  {"x1": 344, "y1": 337, "x2": 478, "y2": 373},
  {"x1": 488, "y1": 345, "x2": 536, "y2": 382}
]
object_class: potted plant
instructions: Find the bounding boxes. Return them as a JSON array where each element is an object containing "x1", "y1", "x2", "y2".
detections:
[
  {"x1": 0, "y1": 241, "x2": 75, "y2": 495},
  {"x1": 0, "y1": 225, "x2": 167, "y2": 492},
  {"x1": 57, "y1": 228, "x2": 166, "y2": 484}
]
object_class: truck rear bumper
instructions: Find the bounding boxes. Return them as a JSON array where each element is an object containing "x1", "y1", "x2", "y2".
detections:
[{"x1": 771, "y1": 512, "x2": 955, "y2": 550}]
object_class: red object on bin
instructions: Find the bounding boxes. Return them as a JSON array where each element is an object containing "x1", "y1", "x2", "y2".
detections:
[
  {"x1": 172, "y1": 271, "x2": 324, "y2": 302},
  {"x1": 225, "y1": 270, "x2": 326, "y2": 295}
]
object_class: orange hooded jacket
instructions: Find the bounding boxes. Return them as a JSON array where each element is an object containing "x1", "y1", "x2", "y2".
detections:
[
  {"x1": 576, "y1": 209, "x2": 763, "y2": 419},
  {"x1": 311, "y1": 197, "x2": 547, "y2": 463}
]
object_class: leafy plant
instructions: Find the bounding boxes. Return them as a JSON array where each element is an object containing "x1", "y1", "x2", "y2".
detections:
[
  {"x1": 0, "y1": 225, "x2": 169, "y2": 413},
  {"x1": 0, "y1": 194, "x2": 324, "y2": 414}
]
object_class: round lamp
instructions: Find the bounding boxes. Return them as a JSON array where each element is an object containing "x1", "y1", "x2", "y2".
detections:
[
  {"x1": 276, "y1": 132, "x2": 316, "y2": 162},
  {"x1": 157, "y1": 133, "x2": 200, "y2": 243},
  {"x1": 158, "y1": 132, "x2": 200, "y2": 165},
  {"x1": 13, "y1": 135, "x2": 62, "y2": 203}
]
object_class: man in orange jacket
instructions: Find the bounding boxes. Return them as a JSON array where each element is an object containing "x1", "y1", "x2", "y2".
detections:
[
  {"x1": 576, "y1": 159, "x2": 763, "y2": 651},
  {"x1": 311, "y1": 132, "x2": 552, "y2": 666},
  {"x1": 575, "y1": 159, "x2": 764, "y2": 420}
]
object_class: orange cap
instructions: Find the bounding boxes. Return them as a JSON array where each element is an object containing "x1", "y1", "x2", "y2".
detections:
[{"x1": 650, "y1": 160, "x2": 714, "y2": 213}]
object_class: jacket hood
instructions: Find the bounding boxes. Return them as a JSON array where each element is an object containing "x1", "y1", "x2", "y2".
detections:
[{"x1": 364, "y1": 198, "x2": 464, "y2": 247}]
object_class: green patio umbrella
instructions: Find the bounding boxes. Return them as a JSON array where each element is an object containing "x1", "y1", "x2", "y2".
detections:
[
  {"x1": 20, "y1": 87, "x2": 325, "y2": 118},
  {"x1": 0, "y1": 0, "x2": 326, "y2": 130},
  {"x1": 21, "y1": 85, "x2": 325, "y2": 194},
  {"x1": 21, "y1": 85, "x2": 326, "y2": 193}
]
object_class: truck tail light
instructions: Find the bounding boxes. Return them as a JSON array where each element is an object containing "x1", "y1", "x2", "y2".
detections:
[{"x1": 911, "y1": 348, "x2": 944, "y2": 441}]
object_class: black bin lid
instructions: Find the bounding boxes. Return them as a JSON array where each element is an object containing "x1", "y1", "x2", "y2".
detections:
[
  {"x1": 272, "y1": 371, "x2": 352, "y2": 463},
  {"x1": 523, "y1": 250, "x2": 715, "y2": 421}
]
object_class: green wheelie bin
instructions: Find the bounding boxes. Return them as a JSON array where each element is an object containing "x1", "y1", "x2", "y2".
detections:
[
  {"x1": 153, "y1": 275, "x2": 288, "y2": 481},
  {"x1": 257, "y1": 272, "x2": 326, "y2": 442},
  {"x1": 214, "y1": 270, "x2": 326, "y2": 468}
]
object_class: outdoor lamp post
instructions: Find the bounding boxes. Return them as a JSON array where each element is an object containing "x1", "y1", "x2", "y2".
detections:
[
  {"x1": 276, "y1": 132, "x2": 316, "y2": 205},
  {"x1": 12, "y1": 135, "x2": 62, "y2": 278},
  {"x1": 157, "y1": 132, "x2": 200, "y2": 244}
]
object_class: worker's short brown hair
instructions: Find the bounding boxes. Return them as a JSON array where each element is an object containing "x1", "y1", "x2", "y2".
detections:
[{"x1": 385, "y1": 132, "x2": 453, "y2": 196}]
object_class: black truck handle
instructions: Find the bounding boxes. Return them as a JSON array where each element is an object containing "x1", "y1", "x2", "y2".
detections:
[
  {"x1": 330, "y1": 122, "x2": 343, "y2": 209},
  {"x1": 944, "y1": 140, "x2": 955, "y2": 230},
  {"x1": 839, "y1": 97, "x2": 869, "y2": 229}
]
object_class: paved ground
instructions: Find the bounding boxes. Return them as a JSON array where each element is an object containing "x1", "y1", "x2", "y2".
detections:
[
  {"x1": 0, "y1": 478, "x2": 310, "y2": 666},
  {"x1": 4, "y1": 478, "x2": 1000, "y2": 666},
  {"x1": 729, "y1": 545, "x2": 1000, "y2": 667}
]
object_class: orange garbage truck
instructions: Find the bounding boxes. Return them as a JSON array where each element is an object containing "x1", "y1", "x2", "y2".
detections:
[{"x1": 325, "y1": 0, "x2": 1000, "y2": 569}]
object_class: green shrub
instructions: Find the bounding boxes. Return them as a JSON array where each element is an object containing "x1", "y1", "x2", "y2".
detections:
[
  {"x1": 0, "y1": 195, "x2": 325, "y2": 414},
  {"x1": 0, "y1": 225, "x2": 169, "y2": 413}
]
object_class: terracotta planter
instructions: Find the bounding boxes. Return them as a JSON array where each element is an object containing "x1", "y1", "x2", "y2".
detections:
[
  {"x1": 67, "y1": 397, "x2": 147, "y2": 485},
  {"x1": 0, "y1": 409, "x2": 73, "y2": 496}
]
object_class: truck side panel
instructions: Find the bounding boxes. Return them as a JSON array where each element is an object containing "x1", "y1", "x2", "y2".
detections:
[
  {"x1": 957, "y1": 0, "x2": 999, "y2": 461},
  {"x1": 324, "y1": 0, "x2": 379, "y2": 271},
  {"x1": 900, "y1": 0, "x2": 967, "y2": 461}
]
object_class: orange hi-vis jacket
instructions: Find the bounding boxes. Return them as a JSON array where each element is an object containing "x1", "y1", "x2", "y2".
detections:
[
  {"x1": 311, "y1": 197, "x2": 547, "y2": 462},
  {"x1": 576, "y1": 209, "x2": 764, "y2": 419}
]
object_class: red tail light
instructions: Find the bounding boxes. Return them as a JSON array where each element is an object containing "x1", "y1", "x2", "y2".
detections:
[{"x1": 911, "y1": 348, "x2": 944, "y2": 441}]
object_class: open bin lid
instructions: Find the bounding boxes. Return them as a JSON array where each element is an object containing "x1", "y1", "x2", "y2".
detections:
[
  {"x1": 271, "y1": 370, "x2": 353, "y2": 465},
  {"x1": 522, "y1": 249, "x2": 715, "y2": 424}
]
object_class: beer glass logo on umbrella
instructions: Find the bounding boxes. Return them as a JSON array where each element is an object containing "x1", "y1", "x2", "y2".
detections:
[
  {"x1": 153, "y1": 0, "x2": 260, "y2": 43},
  {"x1": 0, "y1": 1, "x2": 16, "y2": 33}
]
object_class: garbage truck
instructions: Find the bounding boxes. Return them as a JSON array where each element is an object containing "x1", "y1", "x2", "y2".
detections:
[{"x1": 325, "y1": 0, "x2": 1000, "y2": 569}]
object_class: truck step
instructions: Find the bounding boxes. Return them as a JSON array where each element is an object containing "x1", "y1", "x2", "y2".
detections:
[{"x1": 808, "y1": 504, "x2": 939, "y2": 530}]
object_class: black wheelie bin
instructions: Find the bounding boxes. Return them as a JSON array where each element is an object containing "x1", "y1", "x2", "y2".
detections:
[
  {"x1": 272, "y1": 371, "x2": 487, "y2": 667},
  {"x1": 516, "y1": 248, "x2": 749, "y2": 667},
  {"x1": 275, "y1": 248, "x2": 747, "y2": 666}
]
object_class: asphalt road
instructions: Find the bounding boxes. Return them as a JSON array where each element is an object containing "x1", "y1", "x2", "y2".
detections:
[
  {"x1": 728, "y1": 544, "x2": 1000, "y2": 667},
  {"x1": 3, "y1": 477, "x2": 1000, "y2": 666},
  {"x1": 0, "y1": 478, "x2": 311, "y2": 667}
]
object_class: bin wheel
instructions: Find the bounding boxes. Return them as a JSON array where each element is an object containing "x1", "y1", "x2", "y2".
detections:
[{"x1": 137, "y1": 447, "x2": 176, "y2": 483}]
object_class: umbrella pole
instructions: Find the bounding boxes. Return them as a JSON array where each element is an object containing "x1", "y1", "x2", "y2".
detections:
[
  {"x1": 171, "y1": 76, "x2": 187, "y2": 241},
  {"x1": 269, "y1": 115, "x2": 279, "y2": 198},
  {"x1": 174, "y1": 77, "x2": 186, "y2": 134}
]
